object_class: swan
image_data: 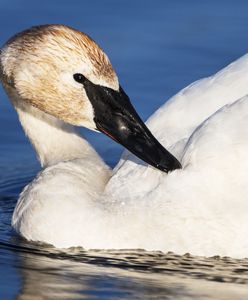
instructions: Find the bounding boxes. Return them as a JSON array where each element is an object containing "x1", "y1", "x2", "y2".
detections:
[{"x1": 1, "y1": 24, "x2": 248, "y2": 258}]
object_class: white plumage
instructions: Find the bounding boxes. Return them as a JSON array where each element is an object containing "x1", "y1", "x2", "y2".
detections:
[{"x1": 2, "y1": 25, "x2": 248, "y2": 257}]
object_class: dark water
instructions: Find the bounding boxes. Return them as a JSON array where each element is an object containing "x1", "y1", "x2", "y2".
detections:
[{"x1": 1, "y1": 1, "x2": 248, "y2": 299}]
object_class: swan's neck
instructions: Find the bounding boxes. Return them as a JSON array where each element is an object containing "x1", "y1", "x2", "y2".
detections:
[{"x1": 4, "y1": 84, "x2": 107, "y2": 169}]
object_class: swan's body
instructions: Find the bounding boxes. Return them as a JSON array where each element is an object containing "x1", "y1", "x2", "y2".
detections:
[
  {"x1": 1, "y1": 25, "x2": 248, "y2": 258},
  {"x1": 104, "y1": 54, "x2": 248, "y2": 258}
]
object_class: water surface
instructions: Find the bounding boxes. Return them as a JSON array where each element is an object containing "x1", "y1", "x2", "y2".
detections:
[{"x1": 1, "y1": 1, "x2": 248, "y2": 299}]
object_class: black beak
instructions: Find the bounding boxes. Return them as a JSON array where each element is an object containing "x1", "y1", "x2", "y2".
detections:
[{"x1": 83, "y1": 79, "x2": 181, "y2": 173}]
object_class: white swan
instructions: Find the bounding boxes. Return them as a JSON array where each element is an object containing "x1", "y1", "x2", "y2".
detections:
[{"x1": 1, "y1": 25, "x2": 248, "y2": 258}]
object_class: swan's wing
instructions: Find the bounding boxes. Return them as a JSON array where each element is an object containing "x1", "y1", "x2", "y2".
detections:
[
  {"x1": 106, "y1": 95, "x2": 248, "y2": 205},
  {"x1": 104, "y1": 97, "x2": 248, "y2": 257}
]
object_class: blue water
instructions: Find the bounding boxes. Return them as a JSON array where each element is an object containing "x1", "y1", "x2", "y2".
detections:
[{"x1": 1, "y1": 1, "x2": 248, "y2": 299}]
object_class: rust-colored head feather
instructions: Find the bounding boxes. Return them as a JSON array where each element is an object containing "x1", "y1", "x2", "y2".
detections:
[{"x1": 0, "y1": 24, "x2": 119, "y2": 127}]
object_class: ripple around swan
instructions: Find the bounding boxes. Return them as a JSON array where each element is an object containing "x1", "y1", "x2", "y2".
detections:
[{"x1": 2, "y1": 238, "x2": 248, "y2": 299}]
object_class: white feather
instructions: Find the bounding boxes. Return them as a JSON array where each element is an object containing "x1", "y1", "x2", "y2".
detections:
[{"x1": 2, "y1": 27, "x2": 248, "y2": 257}]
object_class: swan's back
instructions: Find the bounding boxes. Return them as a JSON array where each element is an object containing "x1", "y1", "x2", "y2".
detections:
[{"x1": 147, "y1": 54, "x2": 248, "y2": 147}]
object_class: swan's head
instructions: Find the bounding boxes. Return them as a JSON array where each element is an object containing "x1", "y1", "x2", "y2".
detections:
[{"x1": 0, "y1": 24, "x2": 181, "y2": 172}]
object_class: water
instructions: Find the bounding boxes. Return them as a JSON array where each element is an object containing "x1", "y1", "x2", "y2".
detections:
[{"x1": 1, "y1": 0, "x2": 248, "y2": 298}]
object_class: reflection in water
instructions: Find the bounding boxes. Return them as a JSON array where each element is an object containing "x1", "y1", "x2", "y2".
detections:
[
  {"x1": 1, "y1": 240, "x2": 248, "y2": 299},
  {"x1": 18, "y1": 255, "x2": 90, "y2": 299}
]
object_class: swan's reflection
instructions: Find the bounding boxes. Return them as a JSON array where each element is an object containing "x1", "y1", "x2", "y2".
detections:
[
  {"x1": 15, "y1": 248, "x2": 190, "y2": 300},
  {"x1": 15, "y1": 247, "x2": 248, "y2": 300},
  {"x1": 17, "y1": 253, "x2": 89, "y2": 299}
]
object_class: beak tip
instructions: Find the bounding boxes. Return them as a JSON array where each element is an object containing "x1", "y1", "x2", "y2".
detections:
[{"x1": 158, "y1": 156, "x2": 182, "y2": 173}]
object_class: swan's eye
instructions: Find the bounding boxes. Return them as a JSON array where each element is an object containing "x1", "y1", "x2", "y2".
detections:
[{"x1": 73, "y1": 73, "x2": 86, "y2": 84}]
